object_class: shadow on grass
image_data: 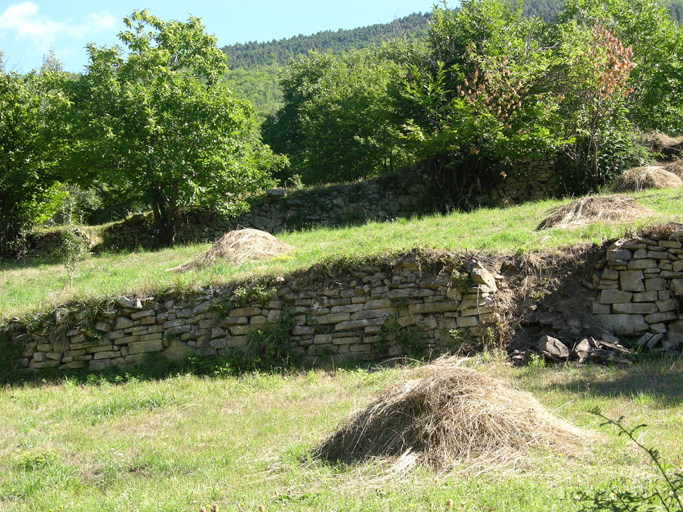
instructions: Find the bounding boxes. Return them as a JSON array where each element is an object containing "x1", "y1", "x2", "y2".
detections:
[
  {"x1": 539, "y1": 356, "x2": 683, "y2": 407},
  {"x1": 0, "y1": 351, "x2": 388, "y2": 388}
]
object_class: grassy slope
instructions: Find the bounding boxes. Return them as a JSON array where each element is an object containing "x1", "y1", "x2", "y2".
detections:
[
  {"x1": 2, "y1": 188, "x2": 682, "y2": 321},
  {"x1": 1, "y1": 357, "x2": 682, "y2": 511}
]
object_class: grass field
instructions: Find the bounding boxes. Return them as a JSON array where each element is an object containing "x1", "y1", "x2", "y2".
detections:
[
  {"x1": 2, "y1": 188, "x2": 683, "y2": 321},
  {"x1": 1, "y1": 356, "x2": 682, "y2": 511}
]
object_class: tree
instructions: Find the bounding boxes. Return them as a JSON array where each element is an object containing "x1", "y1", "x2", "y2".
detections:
[
  {"x1": 263, "y1": 47, "x2": 410, "y2": 184},
  {"x1": 68, "y1": 10, "x2": 284, "y2": 246},
  {"x1": 0, "y1": 52, "x2": 69, "y2": 258}
]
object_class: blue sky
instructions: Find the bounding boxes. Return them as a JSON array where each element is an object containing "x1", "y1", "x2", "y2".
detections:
[{"x1": 0, "y1": 0, "x2": 440, "y2": 73}]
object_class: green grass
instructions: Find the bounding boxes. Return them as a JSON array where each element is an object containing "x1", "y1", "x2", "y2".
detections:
[
  {"x1": 2, "y1": 188, "x2": 682, "y2": 321},
  {"x1": 1, "y1": 357, "x2": 682, "y2": 511}
]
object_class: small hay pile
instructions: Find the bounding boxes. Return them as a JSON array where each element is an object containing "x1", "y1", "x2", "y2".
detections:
[
  {"x1": 537, "y1": 195, "x2": 652, "y2": 230},
  {"x1": 171, "y1": 228, "x2": 293, "y2": 273},
  {"x1": 610, "y1": 166, "x2": 683, "y2": 193},
  {"x1": 313, "y1": 362, "x2": 588, "y2": 470},
  {"x1": 663, "y1": 160, "x2": 683, "y2": 178}
]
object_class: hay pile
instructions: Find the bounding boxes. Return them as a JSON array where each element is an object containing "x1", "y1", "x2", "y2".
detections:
[
  {"x1": 611, "y1": 166, "x2": 683, "y2": 193},
  {"x1": 537, "y1": 195, "x2": 652, "y2": 230},
  {"x1": 663, "y1": 160, "x2": 683, "y2": 178},
  {"x1": 171, "y1": 229, "x2": 293, "y2": 273},
  {"x1": 313, "y1": 362, "x2": 588, "y2": 470}
]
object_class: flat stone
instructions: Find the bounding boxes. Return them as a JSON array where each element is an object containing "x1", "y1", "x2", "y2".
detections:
[
  {"x1": 632, "y1": 248, "x2": 648, "y2": 259},
  {"x1": 608, "y1": 249, "x2": 633, "y2": 261},
  {"x1": 538, "y1": 335, "x2": 569, "y2": 360},
  {"x1": 647, "y1": 251, "x2": 670, "y2": 260},
  {"x1": 612, "y1": 303, "x2": 657, "y2": 315},
  {"x1": 117, "y1": 297, "x2": 142, "y2": 309},
  {"x1": 592, "y1": 301, "x2": 611, "y2": 314},
  {"x1": 644, "y1": 311, "x2": 678, "y2": 324},
  {"x1": 646, "y1": 278, "x2": 668, "y2": 292},
  {"x1": 114, "y1": 317, "x2": 135, "y2": 330},
  {"x1": 656, "y1": 299, "x2": 678, "y2": 313},
  {"x1": 673, "y1": 260, "x2": 683, "y2": 272},
  {"x1": 127, "y1": 339, "x2": 163, "y2": 355},
  {"x1": 620, "y1": 271, "x2": 645, "y2": 292},
  {"x1": 633, "y1": 291, "x2": 658, "y2": 302},
  {"x1": 627, "y1": 259, "x2": 657, "y2": 270},
  {"x1": 600, "y1": 290, "x2": 633, "y2": 304},
  {"x1": 471, "y1": 267, "x2": 498, "y2": 292},
  {"x1": 130, "y1": 310, "x2": 155, "y2": 320},
  {"x1": 409, "y1": 302, "x2": 458, "y2": 315},
  {"x1": 596, "y1": 314, "x2": 648, "y2": 336}
]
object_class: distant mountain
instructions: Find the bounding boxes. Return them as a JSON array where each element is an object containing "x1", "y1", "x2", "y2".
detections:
[{"x1": 221, "y1": 12, "x2": 430, "y2": 70}]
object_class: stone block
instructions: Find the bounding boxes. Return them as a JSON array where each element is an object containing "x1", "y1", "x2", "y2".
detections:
[
  {"x1": 335, "y1": 317, "x2": 387, "y2": 331},
  {"x1": 661, "y1": 271, "x2": 683, "y2": 279},
  {"x1": 330, "y1": 304, "x2": 363, "y2": 314},
  {"x1": 608, "y1": 249, "x2": 633, "y2": 261},
  {"x1": 86, "y1": 344, "x2": 116, "y2": 354},
  {"x1": 599, "y1": 290, "x2": 633, "y2": 304},
  {"x1": 363, "y1": 299, "x2": 391, "y2": 310},
  {"x1": 229, "y1": 325, "x2": 253, "y2": 336},
  {"x1": 592, "y1": 302, "x2": 611, "y2": 315},
  {"x1": 633, "y1": 291, "x2": 658, "y2": 302},
  {"x1": 673, "y1": 260, "x2": 683, "y2": 272},
  {"x1": 316, "y1": 313, "x2": 352, "y2": 324},
  {"x1": 409, "y1": 302, "x2": 458, "y2": 315},
  {"x1": 644, "y1": 311, "x2": 678, "y2": 324},
  {"x1": 114, "y1": 317, "x2": 135, "y2": 330},
  {"x1": 220, "y1": 316, "x2": 249, "y2": 327},
  {"x1": 130, "y1": 310, "x2": 155, "y2": 320},
  {"x1": 620, "y1": 271, "x2": 644, "y2": 292},
  {"x1": 94, "y1": 321, "x2": 111, "y2": 332},
  {"x1": 656, "y1": 299, "x2": 678, "y2": 313},
  {"x1": 128, "y1": 339, "x2": 164, "y2": 355},
  {"x1": 612, "y1": 303, "x2": 657, "y2": 315},
  {"x1": 250, "y1": 315, "x2": 268, "y2": 325},
  {"x1": 162, "y1": 340, "x2": 194, "y2": 361},
  {"x1": 646, "y1": 278, "x2": 668, "y2": 292},
  {"x1": 230, "y1": 307, "x2": 262, "y2": 316},
  {"x1": 627, "y1": 259, "x2": 656, "y2": 270},
  {"x1": 457, "y1": 316, "x2": 478, "y2": 328},
  {"x1": 601, "y1": 268, "x2": 619, "y2": 280},
  {"x1": 89, "y1": 359, "x2": 112, "y2": 371},
  {"x1": 646, "y1": 251, "x2": 669, "y2": 260},
  {"x1": 350, "y1": 309, "x2": 393, "y2": 321},
  {"x1": 313, "y1": 334, "x2": 333, "y2": 345},
  {"x1": 93, "y1": 350, "x2": 122, "y2": 360},
  {"x1": 595, "y1": 314, "x2": 648, "y2": 336}
]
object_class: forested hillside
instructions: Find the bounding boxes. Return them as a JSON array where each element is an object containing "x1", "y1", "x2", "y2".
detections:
[
  {"x1": 223, "y1": 0, "x2": 682, "y2": 114},
  {"x1": 221, "y1": 12, "x2": 430, "y2": 69}
]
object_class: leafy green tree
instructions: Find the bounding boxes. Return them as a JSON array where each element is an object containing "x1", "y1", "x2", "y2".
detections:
[
  {"x1": 0, "y1": 52, "x2": 69, "y2": 258},
  {"x1": 68, "y1": 10, "x2": 284, "y2": 245},
  {"x1": 558, "y1": 0, "x2": 683, "y2": 135},
  {"x1": 263, "y1": 46, "x2": 411, "y2": 184}
]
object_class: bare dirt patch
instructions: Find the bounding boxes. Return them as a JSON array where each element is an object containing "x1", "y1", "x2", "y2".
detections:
[
  {"x1": 170, "y1": 228, "x2": 294, "y2": 273},
  {"x1": 537, "y1": 195, "x2": 652, "y2": 230}
]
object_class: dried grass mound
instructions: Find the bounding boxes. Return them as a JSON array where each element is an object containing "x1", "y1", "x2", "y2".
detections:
[
  {"x1": 663, "y1": 160, "x2": 683, "y2": 178},
  {"x1": 611, "y1": 166, "x2": 683, "y2": 193},
  {"x1": 643, "y1": 133, "x2": 683, "y2": 160},
  {"x1": 313, "y1": 363, "x2": 588, "y2": 470},
  {"x1": 537, "y1": 195, "x2": 652, "y2": 230},
  {"x1": 171, "y1": 229, "x2": 293, "y2": 273}
]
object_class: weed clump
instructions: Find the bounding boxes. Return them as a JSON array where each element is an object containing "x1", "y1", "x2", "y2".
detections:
[{"x1": 314, "y1": 358, "x2": 589, "y2": 470}]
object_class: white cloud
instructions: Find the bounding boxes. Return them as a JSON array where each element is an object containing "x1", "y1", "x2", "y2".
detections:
[{"x1": 0, "y1": 2, "x2": 116, "y2": 50}]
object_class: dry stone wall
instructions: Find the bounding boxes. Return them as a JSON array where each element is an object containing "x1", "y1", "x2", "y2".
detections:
[
  {"x1": 591, "y1": 233, "x2": 683, "y2": 349},
  {"x1": 99, "y1": 174, "x2": 432, "y2": 251},
  {"x1": 9, "y1": 256, "x2": 504, "y2": 372},
  {"x1": 491, "y1": 157, "x2": 559, "y2": 205}
]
